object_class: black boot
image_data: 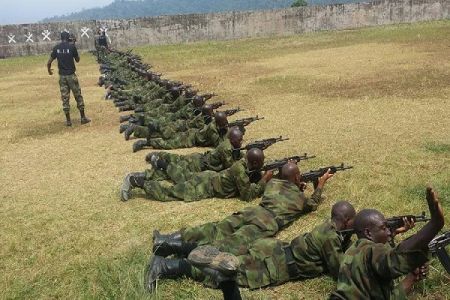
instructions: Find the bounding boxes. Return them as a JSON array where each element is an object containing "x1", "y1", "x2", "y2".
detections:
[
  {"x1": 124, "y1": 124, "x2": 136, "y2": 140},
  {"x1": 120, "y1": 172, "x2": 145, "y2": 201},
  {"x1": 119, "y1": 114, "x2": 132, "y2": 123},
  {"x1": 144, "y1": 256, "x2": 192, "y2": 293},
  {"x1": 152, "y1": 230, "x2": 197, "y2": 257},
  {"x1": 132, "y1": 139, "x2": 148, "y2": 153},
  {"x1": 65, "y1": 112, "x2": 72, "y2": 127},
  {"x1": 119, "y1": 124, "x2": 129, "y2": 134},
  {"x1": 80, "y1": 110, "x2": 91, "y2": 124}
]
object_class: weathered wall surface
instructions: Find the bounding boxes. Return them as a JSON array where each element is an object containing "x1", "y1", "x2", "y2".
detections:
[{"x1": 1, "y1": 0, "x2": 449, "y2": 58}]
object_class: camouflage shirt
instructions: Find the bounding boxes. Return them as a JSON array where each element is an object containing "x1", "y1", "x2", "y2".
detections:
[
  {"x1": 331, "y1": 238, "x2": 428, "y2": 300},
  {"x1": 194, "y1": 121, "x2": 225, "y2": 147},
  {"x1": 203, "y1": 139, "x2": 242, "y2": 172},
  {"x1": 291, "y1": 219, "x2": 348, "y2": 280},
  {"x1": 210, "y1": 160, "x2": 266, "y2": 201},
  {"x1": 260, "y1": 179, "x2": 322, "y2": 229}
]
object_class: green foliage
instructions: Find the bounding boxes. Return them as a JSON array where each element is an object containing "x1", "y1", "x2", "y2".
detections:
[{"x1": 292, "y1": 0, "x2": 308, "y2": 7}]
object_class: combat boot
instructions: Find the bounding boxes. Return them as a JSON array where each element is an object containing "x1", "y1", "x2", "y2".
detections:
[
  {"x1": 119, "y1": 124, "x2": 129, "y2": 134},
  {"x1": 120, "y1": 172, "x2": 145, "y2": 201},
  {"x1": 133, "y1": 139, "x2": 148, "y2": 153},
  {"x1": 145, "y1": 152, "x2": 160, "y2": 165},
  {"x1": 80, "y1": 110, "x2": 91, "y2": 125},
  {"x1": 144, "y1": 256, "x2": 192, "y2": 293},
  {"x1": 65, "y1": 112, "x2": 72, "y2": 127},
  {"x1": 119, "y1": 114, "x2": 132, "y2": 123},
  {"x1": 187, "y1": 245, "x2": 239, "y2": 276},
  {"x1": 124, "y1": 124, "x2": 136, "y2": 140},
  {"x1": 152, "y1": 230, "x2": 198, "y2": 257}
]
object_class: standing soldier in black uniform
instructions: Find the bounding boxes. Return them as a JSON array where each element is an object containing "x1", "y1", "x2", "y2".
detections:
[{"x1": 47, "y1": 31, "x2": 91, "y2": 126}]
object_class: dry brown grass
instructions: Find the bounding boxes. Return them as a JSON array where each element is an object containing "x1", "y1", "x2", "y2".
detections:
[{"x1": 0, "y1": 20, "x2": 449, "y2": 299}]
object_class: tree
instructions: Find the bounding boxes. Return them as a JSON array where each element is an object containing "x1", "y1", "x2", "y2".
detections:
[{"x1": 291, "y1": 0, "x2": 307, "y2": 7}]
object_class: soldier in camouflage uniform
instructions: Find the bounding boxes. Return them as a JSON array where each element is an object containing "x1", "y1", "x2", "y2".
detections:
[
  {"x1": 144, "y1": 201, "x2": 356, "y2": 293},
  {"x1": 127, "y1": 103, "x2": 213, "y2": 142},
  {"x1": 120, "y1": 148, "x2": 271, "y2": 202},
  {"x1": 144, "y1": 127, "x2": 244, "y2": 184},
  {"x1": 47, "y1": 31, "x2": 90, "y2": 126},
  {"x1": 131, "y1": 111, "x2": 229, "y2": 152},
  {"x1": 149, "y1": 162, "x2": 333, "y2": 259},
  {"x1": 330, "y1": 187, "x2": 444, "y2": 300}
]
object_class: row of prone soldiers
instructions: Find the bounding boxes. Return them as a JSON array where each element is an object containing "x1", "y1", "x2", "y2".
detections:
[{"x1": 95, "y1": 47, "x2": 449, "y2": 299}]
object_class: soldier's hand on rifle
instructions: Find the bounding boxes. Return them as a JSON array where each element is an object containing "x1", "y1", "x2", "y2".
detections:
[
  {"x1": 317, "y1": 169, "x2": 334, "y2": 189},
  {"x1": 394, "y1": 217, "x2": 416, "y2": 235},
  {"x1": 261, "y1": 170, "x2": 274, "y2": 183}
]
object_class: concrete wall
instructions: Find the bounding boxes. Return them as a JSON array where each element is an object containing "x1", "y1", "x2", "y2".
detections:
[{"x1": 1, "y1": 0, "x2": 449, "y2": 58}]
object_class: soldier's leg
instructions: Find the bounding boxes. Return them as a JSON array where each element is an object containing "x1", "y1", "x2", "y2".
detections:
[
  {"x1": 132, "y1": 125, "x2": 150, "y2": 138},
  {"x1": 59, "y1": 75, "x2": 72, "y2": 126},
  {"x1": 212, "y1": 208, "x2": 279, "y2": 256},
  {"x1": 147, "y1": 132, "x2": 194, "y2": 150},
  {"x1": 68, "y1": 74, "x2": 90, "y2": 124},
  {"x1": 189, "y1": 238, "x2": 290, "y2": 289},
  {"x1": 181, "y1": 206, "x2": 269, "y2": 247},
  {"x1": 166, "y1": 157, "x2": 203, "y2": 183},
  {"x1": 144, "y1": 167, "x2": 169, "y2": 182}
]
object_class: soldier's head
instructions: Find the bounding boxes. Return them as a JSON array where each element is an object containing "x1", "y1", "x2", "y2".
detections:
[
  {"x1": 193, "y1": 95, "x2": 205, "y2": 108},
  {"x1": 185, "y1": 89, "x2": 198, "y2": 98},
  {"x1": 201, "y1": 104, "x2": 213, "y2": 117},
  {"x1": 214, "y1": 111, "x2": 229, "y2": 136},
  {"x1": 60, "y1": 31, "x2": 70, "y2": 42},
  {"x1": 228, "y1": 127, "x2": 244, "y2": 149},
  {"x1": 280, "y1": 162, "x2": 301, "y2": 187},
  {"x1": 331, "y1": 201, "x2": 356, "y2": 231},
  {"x1": 246, "y1": 148, "x2": 264, "y2": 171},
  {"x1": 68, "y1": 33, "x2": 76, "y2": 44},
  {"x1": 354, "y1": 209, "x2": 391, "y2": 244}
]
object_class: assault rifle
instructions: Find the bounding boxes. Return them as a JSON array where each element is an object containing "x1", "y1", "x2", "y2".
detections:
[
  {"x1": 429, "y1": 231, "x2": 450, "y2": 274},
  {"x1": 247, "y1": 154, "x2": 315, "y2": 183},
  {"x1": 220, "y1": 107, "x2": 243, "y2": 117},
  {"x1": 260, "y1": 154, "x2": 316, "y2": 172},
  {"x1": 241, "y1": 136, "x2": 289, "y2": 151},
  {"x1": 228, "y1": 116, "x2": 264, "y2": 133},
  {"x1": 200, "y1": 93, "x2": 217, "y2": 101},
  {"x1": 211, "y1": 101, "x2": 225, "y2": 109},
  {"x1": 301, "y1": 163, "x2": 353, "y2": 183},
  {"x1": 339, "y1": 212, "x2": 430, "y2": 236}
]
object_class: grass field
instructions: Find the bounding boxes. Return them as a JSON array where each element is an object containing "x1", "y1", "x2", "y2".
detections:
[{"x1": 1, "y1": 20, "x2": 449, "y2": 299}]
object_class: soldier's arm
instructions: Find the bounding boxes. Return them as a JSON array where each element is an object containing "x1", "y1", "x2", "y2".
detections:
[
  {"x1": 47, "y1": 48, "x2": 57, "y2": 75},
  {"x1": 232, "y1": 163, "x2": 266, "y2": 202},
  {"x1": 73, "y1": 46, "x2": 80, "y2": 63},
  {"x1": 321, "y1": 233, "x2": 346, "y2": 280}
]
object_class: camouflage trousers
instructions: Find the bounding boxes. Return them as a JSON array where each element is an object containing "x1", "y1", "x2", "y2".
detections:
[
  {"x1": 145, "y1": 154, "x2": 204, "y2": 183},
  {"x1": 133, "y1": 120, "x2": 189, "y2": 140},
  {"x1": 147, "y1": 129, "x2": 197, "y2": 150},
  {"x1": 59, "y1": 74, "x2": 84, "y2": 113},
  {"x1": 182, "y1": 205, "x2": 279, "y2": 256},
  {"x1": 143, "y1": 171, "x2": 216, "y2": 201},
  {"x1": 190, "y1": 238, "x2": 290, "y2": 289}
]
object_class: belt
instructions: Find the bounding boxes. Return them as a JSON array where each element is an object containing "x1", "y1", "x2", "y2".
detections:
[
  {"x1": 261, "y1": 205, "x2": 284, "y2": 229},
  {"x1": 283, "y1": 245, "x2": 301, "y2": 279}
]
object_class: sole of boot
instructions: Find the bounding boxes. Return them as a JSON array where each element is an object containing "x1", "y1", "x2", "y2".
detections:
[
  {"x1": 120, "y1": 175, "x2": 131, "y2": 201},
  {"x1": 188, "y1": 245, "x2": 239, "y2": 275}
]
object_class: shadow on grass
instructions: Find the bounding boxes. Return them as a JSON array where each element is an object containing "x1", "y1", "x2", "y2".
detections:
[{"x1": 11, "y1": 119, "x2": 71, "y2": 143}]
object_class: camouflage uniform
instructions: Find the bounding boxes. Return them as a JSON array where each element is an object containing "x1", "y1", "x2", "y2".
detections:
[
  {"x1": 146, "y1": 121, "x2": 225, "y2": 150},
  {"x1": 145, "y1": 139, "x2": 241, "y2": 183},
  {"x1": 181, "y1": 179, "x2": 323, "y2": 255},
  {"x1": 330, "y1": 239, "x2": 428, "y2": 300},
  {"x1": 133, "y1": 113, "x2": 206, "y2": 140},
  {"x1": 190, "y1": 219, "x2": 347, "y2": 289},
  {"x1": 59, "y1": 74, "x2": 85, "y2": 113},
  {"x1": 143, "y1": 160, "x2": 265, "y2": 202}
]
